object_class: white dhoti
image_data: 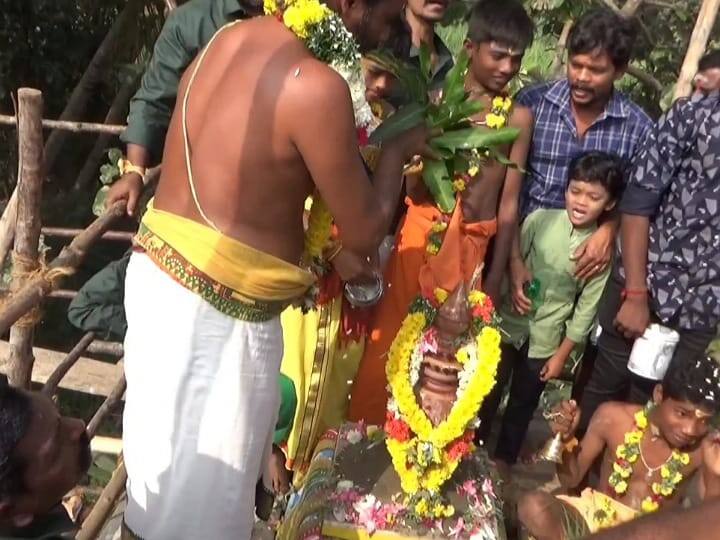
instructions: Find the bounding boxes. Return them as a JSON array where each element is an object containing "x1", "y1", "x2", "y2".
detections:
[{"x1": 122, "y1": 253, "x2": 282, "y2": 539}]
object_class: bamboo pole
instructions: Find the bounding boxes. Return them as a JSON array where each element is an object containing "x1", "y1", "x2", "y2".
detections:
[
  {"x1": 87, "y1": 373, "x2": 126, "y2": 439},
  {"x1": 674, "y1": 0, "x2": 720, "y2": 99},
  {"x1": 41, "y1": 227, "x2": 134, "y2": 242},
  {"x1": 0, "y1": 185, "x2": 18, "y2": 270},
  {"x1": 0, "y1": 201, "x2": 126, "y2": 337},
  {"x1": 42, "y1": 0, "x2": 144, "y2": 172},
  {"x1": 5, "y1": 89, "x2": 44, "y2": 388},
  {"x1": 0, "y1": 115, "x2": 126, "y2": 135},
  {"x1": 75, "y1": 458, "x2": 127, "y2": 540},
  {"x1": 42, "y1": 332, "x2": 96, "y2": 396},
  {"x1": 621, "y1": 0, "x2": 644, "y2": 16}
]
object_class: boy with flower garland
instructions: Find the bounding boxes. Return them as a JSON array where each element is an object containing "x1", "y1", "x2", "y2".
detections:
[
  {"x1": 518, "y1": 353, "x2": 720, "y2": 539},
  {"x1": 476, "y1": 151, "x2": 623, "y2": 469},
  {"x1": 349, "y1": 0, "x2": 535, "y2": 426}
]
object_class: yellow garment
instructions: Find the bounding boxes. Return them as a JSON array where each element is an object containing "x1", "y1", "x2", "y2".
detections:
[
  {"x1": 557, "y1": 488, "x2": 639, "y2": 535},
  {"x1": 280, "y1": 297, "x2": 365, "y2": 481},
  {"x1": 140, "y1": 201, "x2": 314, "y2": 302}
]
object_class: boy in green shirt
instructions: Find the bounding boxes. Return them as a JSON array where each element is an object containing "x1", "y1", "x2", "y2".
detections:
[{"x1": 477, "y1": 151, "x2": 624, "y2": 473}]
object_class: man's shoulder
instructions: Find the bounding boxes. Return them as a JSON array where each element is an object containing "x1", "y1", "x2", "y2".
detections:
[
  {"x1": 515, "y1": 80, "x2": 560, "y2": 107},
  {"x1": 591, "y1": 401, "x2": 640, "y2": 432},
  {"x1": 615, "y1": 91, "x2": 653, "y2": 129},
  {"x1": 509, "y1": 102, "x2": 533, "y2": 126}
]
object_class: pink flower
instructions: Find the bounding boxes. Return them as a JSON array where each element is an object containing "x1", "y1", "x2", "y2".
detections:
[
  {"x1": 421, "y1": 328, "x2": 438, "y2": 354},
  {"x1": 354, "y1": 495, "x2": 381, "y2": 534},
  {"x1": 482, "y1": 478, "x2": 496, "y2": 499},
  {"x1": 459, "y1": 479, "x2": 478, "y2": 497},
  {"x1": 449, "y1": 518, "x2": 466, "y2": 539}
]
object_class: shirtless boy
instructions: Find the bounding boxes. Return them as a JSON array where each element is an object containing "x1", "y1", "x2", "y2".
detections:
[
  {"x1": 519, "y1": 354, "x2": 720, "y2": 539},
  {"x1": 348, "y1": 0, "x2": 534, "y2": 425},
  {"x1": 107, "y1": 1, "x2": 431, "y2": 538}
]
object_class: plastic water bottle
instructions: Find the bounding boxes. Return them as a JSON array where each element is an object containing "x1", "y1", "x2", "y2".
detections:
[{"x1": 524, "y1": 278, "x2": 541, "y2": 312}]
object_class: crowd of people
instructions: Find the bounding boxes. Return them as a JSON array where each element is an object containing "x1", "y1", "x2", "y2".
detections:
[{"x1": 1, "y1": 0, "x2": 719, "y2": 538}]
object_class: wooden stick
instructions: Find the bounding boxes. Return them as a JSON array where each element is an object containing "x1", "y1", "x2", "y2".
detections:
[
  {"x1": 42, "y1": 332, "x2": 95, "y2": 396},
  {"x1": 6, "y1": 89, "x2": 44, "y2": 389},
  {"x1": 0, "y1": 187, "x2": 19, "y2": 270},
  {"x1": 90, "y1": 436, "x2": 123, "y2": 456},
  {"x1": 551, "y1": 19, "x2": 574, "y2": 77},
  {"x1": 0, "y1": 115, "x2": 126, "y2": 135},
  {"x1": 0, "y1": 201, "x2": 126, "y2": 336},
  {"x1": 674, "y1": 0, "x2": 720, "y2": 99},
  {"x1": 621, "y1": 0, "x2": 644, "y2": 16},
  {"x1": 87, "y1": 340, "x2": 124, "y2": 357},
  {"x1": 41, "y1": 227, "x2": 133, "y2": 242},
  {"x1": 42, "y1": 0, "x2": 143, "y2": 172},
  {"x1": 86, "y1": 373, "x2": 126, "y2": 439},
  {"x1": 75, "y1": 458, "x2": 127, "y2": 540},
  {"x1": 627, "y1": 65, "x2": 664, "y2": 93}
]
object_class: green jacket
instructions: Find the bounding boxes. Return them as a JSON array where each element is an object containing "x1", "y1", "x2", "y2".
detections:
[
  {"x1": 67, "y1": 253, "x2": 129, "y2": 341},
  {"x1": 121, "y1": 0, "x2": 251, "y2": 161}
]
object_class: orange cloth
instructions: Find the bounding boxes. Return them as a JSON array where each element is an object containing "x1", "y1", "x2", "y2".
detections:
[{"x1": 347, "y1": 198, "x2": 497, "y2": 424}]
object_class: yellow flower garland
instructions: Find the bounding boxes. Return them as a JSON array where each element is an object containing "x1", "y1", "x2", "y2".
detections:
[
  {"x1": 303, "y1": 194, "x2": 333, "y2": 262},
  {"x1": 385, "y1": 292, "x2": 501, "y2": 505},
  {"x1": 608, "y1": 408, "x2": 690, "y2": 513}
]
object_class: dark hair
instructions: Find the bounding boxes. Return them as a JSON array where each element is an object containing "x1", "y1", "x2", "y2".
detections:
[
  {"x1": 0, "y1": 385, "x2": 31, "y2": 500},
  {"x1": 699, "y1": 49, "x2": 720, "y2": 72},
  {"x1": 467, "y1": 0, "x2": 534, "y2": 52},
  {"x1": 663, "y1": 354, "x2": 720, "y2": 415},
  {"x1": 567, "y1": 8, "x2": 637, "y2": 69},
  {"x1": 567, "y1": 151, "x2": 625, "y2": 201}
]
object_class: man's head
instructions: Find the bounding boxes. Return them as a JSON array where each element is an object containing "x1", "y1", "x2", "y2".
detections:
[
  {"x1": 332, "y1": 0, "x2": 409, "y2": 54},
  {"x1": 464, "y1": 0, "x2": 534, "y2": 95},
  {"x1": 652, "y1": 355, "x2": 720, "y2": 451},
  {"x1": 362, "y1": 58, "x2": 396, "y2": 103},
  {"x1": 405, "y1": 0, "x2": 448, "y2": 25},
  {"x1": 694, "y1": 50, "x2": 720, "y2": 95},
  {"x1": 0, "y1": 384, "x2": 91, "y2": 528},
  {"x1": 565, "y1": 151, "x2": 623, "y2": 228},
  {"x1": 566, "y1": 8, "x2": 636, "y2": 109}
]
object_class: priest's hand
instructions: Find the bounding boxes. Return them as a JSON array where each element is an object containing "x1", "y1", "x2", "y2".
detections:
[{"x1": 331, "y1": 249, "x2": 374, "y2": 282}]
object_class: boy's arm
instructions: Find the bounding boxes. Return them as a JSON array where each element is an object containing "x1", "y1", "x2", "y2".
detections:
[
  {"x1": 484, "y1": 106, "x2": 533, "y2": 305},
  {"x1": 552, "y1": 401, "x2": 610, "y2": 489},
  {"x1": 565, "y1": 268, "x2": 610, "y2": 346}
]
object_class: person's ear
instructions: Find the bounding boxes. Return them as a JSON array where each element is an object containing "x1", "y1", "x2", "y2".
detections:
[
  {"x1": 604, "y1": 199, "x2": 617, "y2": 213},
  {"x1": 653, "y1": 384, "x2": 663, "y2": 405}
]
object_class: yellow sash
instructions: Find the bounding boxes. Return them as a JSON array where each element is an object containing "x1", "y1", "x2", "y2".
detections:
[{"x1": 140, "y1": 201, "x2": 314, "y2": 303}]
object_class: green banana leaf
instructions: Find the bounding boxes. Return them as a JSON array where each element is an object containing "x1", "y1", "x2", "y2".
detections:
[
  {"x1": 429, "y1": 98, "x2": 483, "y2": 130},
  {"x1": 488, "y1": 147, "x2": 524, "y2": 171},
  {"x1": 422, "y1": 159, "x2": 456, "y2": 214},
  {"x1": 440, "y1": 49, "x2": 470, "y2": 107},
  {"x1": 418, "y1": 44, "x2": 432, "y2": 84},
  {"x1": 432, "y1": 126, "x2": 520, "y2": 151},
  {"x1": 368, "y1": 103, "x2": 428, "y2": 145}
]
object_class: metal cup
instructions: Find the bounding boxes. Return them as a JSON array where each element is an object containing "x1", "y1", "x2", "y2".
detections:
[{"x1": 344, "y1": 272, "x2": 383, "y2": 308}]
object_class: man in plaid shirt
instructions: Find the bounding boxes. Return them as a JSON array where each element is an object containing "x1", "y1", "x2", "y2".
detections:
[{"x1": 509, "y1": 8, "x2": 651, "y2": 308}]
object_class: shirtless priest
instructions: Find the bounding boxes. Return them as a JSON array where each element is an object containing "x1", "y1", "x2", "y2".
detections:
[
  {"x1": 519, "y1": 353, "x2": 720, "y2": 539},
  {"x1": 106, "y1": 1, "x2": 431, "y2": 538}
]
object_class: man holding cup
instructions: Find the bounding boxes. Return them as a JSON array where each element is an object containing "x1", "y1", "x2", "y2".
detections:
[{"x1": 578, "y1": 89, "x2": 720, "y2": 432}]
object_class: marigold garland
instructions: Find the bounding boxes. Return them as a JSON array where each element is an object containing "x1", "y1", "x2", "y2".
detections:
[
  {"x1": 384, "y1": 289, "x2": 501, "y2": 518},
  {"x1": 608, "y1": 406, "x2": 690, "y2": 514}
]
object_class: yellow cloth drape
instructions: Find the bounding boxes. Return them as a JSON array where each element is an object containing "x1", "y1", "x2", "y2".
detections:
[
  {"x1": 140, "y1": 201, "x2": 314, "y2": 302},
  {"x1": 280, "y1": 297, "x2": 365, "y2": 481}
]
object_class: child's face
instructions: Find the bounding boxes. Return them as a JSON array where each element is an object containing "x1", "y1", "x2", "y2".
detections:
[
  {"x1": 565, "y1": 179, "x2": 614, "y2": 228},
  {"x1": 465, "y1": 41, "x2": 525, "y2": 95}
]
